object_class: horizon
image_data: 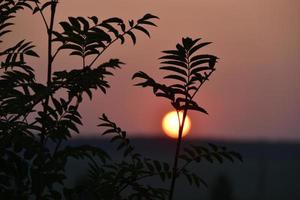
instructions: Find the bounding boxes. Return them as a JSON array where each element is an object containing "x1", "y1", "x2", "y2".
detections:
[{"x1": 74, "y1": 132, "x2": 300, "y2": 143}]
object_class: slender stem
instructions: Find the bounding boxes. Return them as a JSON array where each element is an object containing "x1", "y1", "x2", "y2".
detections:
[
  {"x1": 51, "y1": 45, "x2": 62, "y2": 62},
  {"x1": 41, "y1": 1, "x2": 57, "y2": 144},
  {"x1": 168, "y1": 50, "x2": 192, "y2": 200},
  {"x1": 177, "y1": 158, "x2": 193, "y2": 174},
  {"x1": 88, "y1": 25, "x2": 136, "y2": 68},
  {"x1": 168, "y1": 108, "x2": 188, "y2": 200},
  {"x1": 47, "y1": 2, "x2": 56, "y2": 86},
  {"x1": 176, "y1": 110, "x2": 181, "y2": 130},
  {"x1": 34, "y1": 1, "x2": 49, "y2": 30},
  {"x1": 36, "y1": 3, "x2": 57, "y2": 199},
  {"x1": 190, "y1": 70, "x2": 214, "y2": 100},
  {"x1": 88, "y1": 37, "x2": 117, "y2": 67}
]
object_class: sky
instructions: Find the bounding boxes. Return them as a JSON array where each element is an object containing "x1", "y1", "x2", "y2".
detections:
[{"x1": 4, "y1": 0, "x2": 300, "y2": 141}]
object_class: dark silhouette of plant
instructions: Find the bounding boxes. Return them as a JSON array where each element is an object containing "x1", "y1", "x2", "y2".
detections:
[
  {"x1": 133, "y1": 37, "x2": 242, "y2": 200},
  {"x1": 1, "y1": 1, "x2": 242, "y2": 200},
  {"x1": 69, "y1": 113, "x2": 172, "y2": 200},
  {"x1": 0, "y1": 0, "x2": 164, "y2": 199}
]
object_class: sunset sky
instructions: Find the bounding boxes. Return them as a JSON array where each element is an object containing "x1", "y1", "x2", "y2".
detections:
[{"x1": 6, "y1": 0, "x2": 300, "y2": 140}]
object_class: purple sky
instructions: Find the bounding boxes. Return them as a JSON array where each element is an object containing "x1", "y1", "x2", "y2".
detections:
[{"x1": 6, "y1": 0, "x2": 300, "y2": 140}]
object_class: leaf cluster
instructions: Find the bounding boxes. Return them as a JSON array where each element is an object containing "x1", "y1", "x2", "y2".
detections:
[
  {"x1": 180, "y1": 143, "x2": 243, "y2": 164},
  {"x1": 0, "y1": 39, "x2": 39, "y2": 68},
  {"x1": 133, "y1": 36, "x2": 243, "y2": 200},
  {"x1": 52, "y1": 58, "x2": 124, "y2": 100},
  {"x1": 93, "y1": 115, "x2": 242, "y2": 198},
  {"x1": 74, "y1": 114, "x2": 173, "y2": 200},
  {"x1": 0, "y1": 1, "x2": 243, "y2": 199},
  {"x1": 0, "y1": 0, "x2": 36, "y2": 43},
  {"x1": 0, "y1": 2, "x2": 162, "y2": 199},
  {"x1": 133, "y1": 37, "x2": 218, "y2": 114},
  {"x1": 53, "y1": 14, "x2": 158, "y2": 67},
  {"x1": 178, "y1": 143, "x2": 242, "y2": 188}
]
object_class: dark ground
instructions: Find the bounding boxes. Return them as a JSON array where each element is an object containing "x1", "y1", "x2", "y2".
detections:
[{"x1": 64, "y1": 137, "x2": 300, "y2": 200}]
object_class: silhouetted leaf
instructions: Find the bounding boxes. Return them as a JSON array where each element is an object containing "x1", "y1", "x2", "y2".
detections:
[
  {"x1": 211, "y1": 152, "x2": 223, "y2": 163},
  {"x1": 135, "y1": 25, "x2": 150, "y2": 37},
  {"x1": 77, "y1": 17, "x2": 89, "y2": 31},
  {"x1": 159, "y1": 54, "x2": 186, "y2": 62},
  {"x1": 160, "y1": 66, "x2": 187, "y2": 76},
  {"x1": 184, "y1": 147, "x2": 195, "y2": 158},
  {"x1": 189, "y1": 42, "x2": 211, "y2": 55},
  {"x1": 68, "y1": 17, "x2": 81, "y2": 31},
  {"x1": 190, "y1": 54, "x2": 218, "y2": 63},
  {"x1": 24, "y1": 50, "x2": 39, "y2": 57},
  {"x1": 220, "y1": 152, "x2": 234, "y2": 162},
  {"x1": 229, "y1": 151, "x2": 243, "y2": 162},
  {"x1": 103, "y1": 17, "x2": 123, "y2": 24},
  {"x1": 127, "y1": 31, "x2": 136, "y2": 44},
  {"x1": 138, "y1": 13, "x2": 159, "y2": 21},
  {"x1": 164, "y1": 75, "x2": 186, "y2": 83},
  {"x1": 190, "y1": 59, "x2": 212, "y2": 69},
  {"x1": 40, "y1": 1, "x2": 52, "y2": 12},
  {"x1": 89, "y1": 16, "x2": 98, "y2": 24}
]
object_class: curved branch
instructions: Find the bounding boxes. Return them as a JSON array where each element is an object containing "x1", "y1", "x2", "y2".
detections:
[
  {"x1": 34, "y1": 0, "x2": 49, "y2": 30},
  {"x1": 190, "y1": 70, "x2": 214, "y2": 100},
  {"x1": 88, "y1": 24, "x2": 138, "y2": 68}
]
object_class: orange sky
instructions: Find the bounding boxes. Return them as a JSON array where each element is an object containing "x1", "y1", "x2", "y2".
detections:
[{"x1": 5, "y1": 0, "x2": 300, "y2": 140}]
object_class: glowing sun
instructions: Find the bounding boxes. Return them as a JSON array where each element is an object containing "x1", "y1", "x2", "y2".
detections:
[{"x1": 162, "y1": 111, "x2": 191, "y2": 139}]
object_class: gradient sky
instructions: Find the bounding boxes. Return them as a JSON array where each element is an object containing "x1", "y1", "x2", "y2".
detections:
[{"x1": 5, "y1": 0, "x2": 300, "y2": 140}]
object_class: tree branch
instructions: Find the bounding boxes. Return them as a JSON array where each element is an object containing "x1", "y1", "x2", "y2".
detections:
[{"x1": 34, "y1": 0, "x2": 49, "y2": 30}]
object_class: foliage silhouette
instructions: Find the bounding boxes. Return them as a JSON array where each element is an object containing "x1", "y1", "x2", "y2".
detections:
[
  {"x1": 72, "y1": 114, "x2": 172, "y2": 200},
  {"x1": 0, "y1": 0, "x2": 242, "y2": 200},
  {"x1": 133, "y1": 37, "x2": 242, "y2": 200},
  {"x1": 0, "y1": 1, "x2": 166, "y2": 199}
]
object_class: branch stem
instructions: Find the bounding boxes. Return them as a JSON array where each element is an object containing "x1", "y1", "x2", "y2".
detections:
[
  {"x1": 190, "y1": 70, "x2": 214, "y2": 100},
  {"x1": 88, "y1": 37, "x2": 117, "y2": 67},
  {"x1": 88, "y1": 25, "x2": 136, "y2": 68},
  {"x1": 168, "y1": 108, "x2": 188, "y2": 200},
  {"x1": 41, "y1": 0, "x2": 57, "y2": 145},
  {"x1": 34, "y1": 1, "x2": 49, "y2": 30}
]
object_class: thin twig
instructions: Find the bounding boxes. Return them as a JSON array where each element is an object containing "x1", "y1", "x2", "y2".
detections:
[
  {"x1": 88, "y1": 25, "x2": 136, "y2": 68},
  {"x1": 42, "y1": 0, "x2": 57, "y2": 146},
  {"x1": 34, "y1": 0, "x2": 49, "y2": 30},
  {"x1": 168, "y1": 107, "x2": 188, "y2": 200},
  {"x1": 51, "y1": 45, "x2": 62, "y2": 62},
  {"x1": 52, "y1": 22, "x2": 99, "y2": 61},
  {"x1": 190, "y1": 70, "x2": 214, "y2": 100},
  {"x1": 88, "y1": 37, "x2": 117, "y2": 68},
  {"x1": 168, "y1": 50, "x2": 192, "y2": 200}
]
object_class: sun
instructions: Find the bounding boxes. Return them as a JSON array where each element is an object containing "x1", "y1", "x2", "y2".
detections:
[{"x1": 162, "y1": 111, "x2": 191, "y2": 139}]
